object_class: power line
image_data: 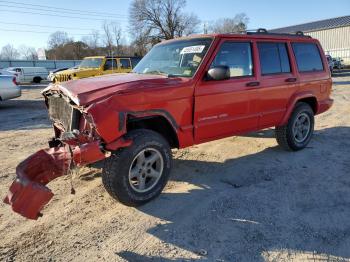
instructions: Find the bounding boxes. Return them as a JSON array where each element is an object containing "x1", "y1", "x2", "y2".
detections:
[
  {"x1": 0, "y1": 9, "x2": 128, "y2": 22},
  {"x1": 0, "y1": 0, "x2": 128, "y2": 18},
  {"x1": 0, "y1": 3, "x2": 128, "y2": 19},
  {"x1": 0, "y1": 21, "x2": 100, "y2": 31},
  {"x1": 0, "y1": 28, "x2": 97, "y2": 36}
]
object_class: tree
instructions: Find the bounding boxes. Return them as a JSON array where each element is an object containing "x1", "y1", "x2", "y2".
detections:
[
  {"x1": 129, "y1": 0, "x2": 200, "y2": 42},
  {"x1": 210, "y1": 13, "x2": 249, "y2": 34},
  {"x1": 18, "y1": 45, "x2": 38, "y2": 60},
  {"x1": 82, "y1": 30, "x2": 100, "y2": 49},
  {"x1": 0, "y1": 44, "x2": 20, "y2": 59},
  {"x1": 48, "y1": 31, "x2": 71, "y2": 49},
  {"x1": 103, "y1": 21, "x2": 123, "y2": 56},
  {"x1": 103, "y1": 21, "x2": 114, "y2": 56}
]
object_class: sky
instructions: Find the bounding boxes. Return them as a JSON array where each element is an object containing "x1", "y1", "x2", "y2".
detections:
[{"x1": 0, "y1": 0, "x2": 349, "y2": 50}]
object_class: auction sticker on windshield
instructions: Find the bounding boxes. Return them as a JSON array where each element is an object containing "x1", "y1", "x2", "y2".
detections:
[{"x1": 180, "y1": 45, "x2": 205, "y2": 54}]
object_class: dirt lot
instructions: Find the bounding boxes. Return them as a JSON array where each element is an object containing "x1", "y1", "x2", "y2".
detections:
[{"x1": 0, "y1": 72, "x2": 350, "y2": 262}]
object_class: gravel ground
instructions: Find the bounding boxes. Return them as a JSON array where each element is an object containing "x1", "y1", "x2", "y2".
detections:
[{"x1": 0, "y1": 71, "x2": 350, "y2": 262}]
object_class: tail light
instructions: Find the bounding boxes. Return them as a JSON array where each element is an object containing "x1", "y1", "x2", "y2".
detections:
[{"x1": 12, "y1": 77, "x2": 18, "y2": 86}]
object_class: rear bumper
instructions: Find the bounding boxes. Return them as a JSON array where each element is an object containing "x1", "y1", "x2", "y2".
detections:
[
  {"x1": 3, "y1": 141, "x2": 106, "y2": 220},
  {"x1": 317, "y1": 98, "x2": 334, "y2": 115}
]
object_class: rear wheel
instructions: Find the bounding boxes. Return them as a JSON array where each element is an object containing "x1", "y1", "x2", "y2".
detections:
[
  {"x1": 33, "y1": 77, "x2": 42, "y2": 83},
  {"x1": 275, "y1": 102, "x2": 314, "y2": 151},
  {"x1": 102, "y1": 129, "x2": 172, "y2": 206}
]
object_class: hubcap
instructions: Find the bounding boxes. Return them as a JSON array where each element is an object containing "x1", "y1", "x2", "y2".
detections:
[
  {"x1": 292, "y1": 112, "x2": 311, "y2": 143},
  {"x1": 128, "y1": 148, "x2": 164, "y2": 193}
]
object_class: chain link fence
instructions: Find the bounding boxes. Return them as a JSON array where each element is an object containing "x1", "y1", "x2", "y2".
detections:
[{"x1": 0, "y1": 60, "x2": 82, "y2": 70}]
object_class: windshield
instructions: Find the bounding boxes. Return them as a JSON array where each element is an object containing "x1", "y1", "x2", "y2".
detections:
[
  {"x1": 79, "y1": 58, "x2": 103, "y2": 69},
  {"x1": 133, "y1": 38, "x2": 213, "y2": 77}
]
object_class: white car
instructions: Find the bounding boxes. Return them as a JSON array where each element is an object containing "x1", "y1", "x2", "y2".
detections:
[
  {"x1": 3, "y1": 67, "x2": 48, "y2": 84},
  {"x1": 0, "y1": 75, "x2": 21, "y2": 101}
]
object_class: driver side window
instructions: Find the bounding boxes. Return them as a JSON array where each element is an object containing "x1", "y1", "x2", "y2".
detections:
[
  {"x1": 211, "y1": 42, "x2": 253, "y2": 78},
  {"x1": 104, "y1": 59, "x2": 117, "y2": 70}
]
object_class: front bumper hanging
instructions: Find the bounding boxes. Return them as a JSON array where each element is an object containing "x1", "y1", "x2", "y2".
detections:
[{"x1": 3, "y1": 141, "x2": 106, "y2": 220}]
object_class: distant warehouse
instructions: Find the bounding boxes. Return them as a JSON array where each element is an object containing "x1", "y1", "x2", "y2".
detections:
[{"x1": 270, "y1": 15, "x2": 350, "y2": 65}]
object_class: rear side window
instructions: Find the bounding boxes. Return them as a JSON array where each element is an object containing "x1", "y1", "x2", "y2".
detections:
[
  {"x1": 258, "y1": 43, "x2": 291, "y2": 75},
  {"x1": 211, "y1": 42, "x2": 253, "y2": 78},
  {"x1": 292, "y1": 43, "x2": 324, "y2": 72}
]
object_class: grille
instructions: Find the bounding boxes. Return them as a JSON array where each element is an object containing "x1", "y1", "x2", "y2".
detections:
[
  {"x1": 56, "y1": 74, "x2": 71, "y2": 82},
  {"x1": 48, "y1": 95, "x2": 81, "y2": 131}
]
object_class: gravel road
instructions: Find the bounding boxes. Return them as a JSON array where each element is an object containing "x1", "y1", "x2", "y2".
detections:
[{"x1": 0, "y1": 72, "x2": 350, "y2": 262}]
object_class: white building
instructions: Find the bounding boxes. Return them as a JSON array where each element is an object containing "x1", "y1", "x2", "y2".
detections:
[{"x1": 271, "y1": 16, "x2": 350, "y2": 65}]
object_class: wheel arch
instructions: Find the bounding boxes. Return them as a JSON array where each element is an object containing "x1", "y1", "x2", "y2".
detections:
[
  {"x1": 279, "y1": 93, "x2": 318, "y2": 126},
  {"x1": 126, "y1": 111, "x2": 179, "y2": 149}
]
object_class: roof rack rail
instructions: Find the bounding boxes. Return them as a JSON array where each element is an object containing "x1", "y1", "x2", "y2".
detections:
[{"x1": 246, "y1": 28, "x2": 311, "y2": 38}]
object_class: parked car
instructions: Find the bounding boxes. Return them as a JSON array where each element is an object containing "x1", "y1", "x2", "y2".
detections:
[
  {"x1": 47, "y1": 67, "x2": 69, "y2": 82},
  {"x1": 0, "y1": 75, "x2": 21, "y2": 101},
  {"x1": 4, "y1": 67, "x2": 48, "y2": 84},
  {"x1": 332, "y1": 57, "x2": 344, "y2": 69},
  {"x1": 326, "y1": 55, "x2": 334, "y2": 75},
  {"x1": 4, "y1": 30, "x2": 333, "y2": 220},
  {"x1": 52, "y1": 56, "x2": 142, "y2": 83}
]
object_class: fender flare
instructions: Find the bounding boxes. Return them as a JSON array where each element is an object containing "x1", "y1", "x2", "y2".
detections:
[
  {"x1": 279, "y1": 92, "x2": 318, "y2": 126},
  {"x1": 125, "y1": 109, "x2": 179, "y2": 130},
  {"x1": 123, "y1": 109, "x2": 180, "y2": 148}
]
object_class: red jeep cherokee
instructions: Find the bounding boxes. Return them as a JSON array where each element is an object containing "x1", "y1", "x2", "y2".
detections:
[{"x1": 5, "y1": 30, "x2": 333, "y2": 219}]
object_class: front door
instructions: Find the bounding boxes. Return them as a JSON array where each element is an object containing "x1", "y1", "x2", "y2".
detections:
[
  {"x1": 194, "y1": 40, "x2": 259, "y2": 144},
  {"x1": 102, "y1": 58, "x2": 118, "y2": 75}
]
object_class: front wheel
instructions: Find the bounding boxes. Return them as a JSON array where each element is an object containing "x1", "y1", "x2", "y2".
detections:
[
  {"x1": 275, "y1": 102, "x2": 314, "y2": 151},
  {"x1": 102, "y1": 129, "x2": 172, "y2": 206}
]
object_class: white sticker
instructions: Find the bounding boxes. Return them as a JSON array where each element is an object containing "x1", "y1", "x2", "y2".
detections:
[{"x1": 180, "y1": 45, "x2": 205, "y2": 55}]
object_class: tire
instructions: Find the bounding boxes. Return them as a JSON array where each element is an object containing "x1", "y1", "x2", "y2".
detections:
[
  {"x1": 275, "y1": 102, "x2": 314, "y2": 151},
  {"x1": 33, "y1": 77, "x2": 42, "y2": 83},
  {"x1": 102, "y1": 129, "x2": 172, "y2": 206}
]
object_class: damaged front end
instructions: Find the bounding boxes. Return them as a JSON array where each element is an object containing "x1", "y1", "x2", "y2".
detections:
[{"x1": 4, "y1": 87, "x2": 130, "y2": 220}]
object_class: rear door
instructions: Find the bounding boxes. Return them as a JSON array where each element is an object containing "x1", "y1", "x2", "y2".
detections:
[
  {"x1": 194, "y1": 39, "x2": 259, "y2": 143},
  {"x1": 256, "y1": 41, "x2": 299, "y2": 128}
]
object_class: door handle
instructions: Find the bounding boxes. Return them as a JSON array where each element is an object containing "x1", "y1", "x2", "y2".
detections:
[
  {"x1": 285, "y1": 77, "x2": 297, "y2": 83},
  {"x1": 246, "y1": 81, "x2": 260, "y2": 87}
]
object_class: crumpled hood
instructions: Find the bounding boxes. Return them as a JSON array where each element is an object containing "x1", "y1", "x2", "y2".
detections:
[{"x1": 55, "y1": 73, "x2": 188, "y2": 106}]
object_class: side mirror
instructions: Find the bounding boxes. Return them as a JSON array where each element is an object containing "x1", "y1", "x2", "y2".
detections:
[{"x1": 206, "y1": 66, "x2": 230, "y2": 81}]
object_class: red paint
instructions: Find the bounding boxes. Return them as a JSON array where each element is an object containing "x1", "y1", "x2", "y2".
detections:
[
  {"x1": 4, "y1": 147, "x2": 71, "y2": 220},
  {"x1": 5, "y1": 33, "x2": 333, "y2": 219},
  {"x1": 4, "y1": 142, "x2": 106, "y2": 219}
]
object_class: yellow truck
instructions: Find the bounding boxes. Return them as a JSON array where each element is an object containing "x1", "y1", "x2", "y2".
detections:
[{"x1": 52, "y1": 56, "x2": 142, "y2": 83}]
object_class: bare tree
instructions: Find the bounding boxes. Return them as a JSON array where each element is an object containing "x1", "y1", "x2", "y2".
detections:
[
  {"x1": 82, "y1": 30, "x2": 100, "y2": 49},
  {"x1": 0, "y1": 44, "x2": 20, "y2": 59},
  {"x1": 18, "y1": 45, "x2": 38, "y2": 60},
  {"x1": 48, "y1": 31, "x2": 71, "y2": 49},
  {"x1": 103, "y1": 21, "x2": 114, "y2": 56},
  {"x1": 102, "y1": 22, "x2": 123, "y2": 56},
  {"x1": 210, "y1": 13, "x2": 249, "y2": 34},
  {"x1": 111, "y1": 23, "x2": 122, "y2": 55},
  {"x1": 129, "y1": 0, "x2": 200, "y2": 42}
]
